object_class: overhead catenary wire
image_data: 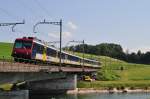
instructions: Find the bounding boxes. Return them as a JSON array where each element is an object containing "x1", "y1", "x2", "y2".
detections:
[
  {"x1": 17, "y1": 0, "x2": 55, "y2": 35},
  {"x1": 15, "y1": 0, "x2": 48, "y2": 34},
  {"x1": 0, "y1": 7, "x2": 18, "y2": 20},
  {"x1": 0, "y1": 6, "x2": 25, "y2": 32},
  {"x1": 16, "y1": 0, "x2": 44, "y2": 19},
  {"x1": 33, "y1": 0, "x2": 52, "y2": 18}
]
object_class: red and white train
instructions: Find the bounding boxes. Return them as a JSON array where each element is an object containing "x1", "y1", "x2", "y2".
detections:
[{"x1": 11, "y1": 37, "x2": 100, "y2": 68}]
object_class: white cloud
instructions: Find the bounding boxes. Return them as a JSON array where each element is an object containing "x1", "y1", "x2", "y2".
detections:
[
  {"x1": 48, "y1": 21, "x2": 77, "y2": 39},
  {"x1": 67, "y1": 21, "x2": 77, "y2": 30},
  {"x1": 48, "y1": 33, "x2": 59, "y2": 39},
  {"x1": 63, "y1": 31, "x2": 72, "y2": 38},
  {"x1": 48, "y1": 31, "x2": 72, "y2": 39}
]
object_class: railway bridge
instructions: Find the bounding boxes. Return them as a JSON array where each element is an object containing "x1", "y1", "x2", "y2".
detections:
[{"x1": 0, "y1": 59, "x2": 100, "y2": 94}]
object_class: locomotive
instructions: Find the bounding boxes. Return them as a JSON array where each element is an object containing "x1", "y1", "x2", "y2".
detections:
[{"x1": 11, "y1": 37, "x2": 100, "y2": 68}]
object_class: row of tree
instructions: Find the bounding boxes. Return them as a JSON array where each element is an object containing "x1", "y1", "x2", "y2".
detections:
[{"x1": 65, "y1": 43, "x2": 150, "y2": 64}]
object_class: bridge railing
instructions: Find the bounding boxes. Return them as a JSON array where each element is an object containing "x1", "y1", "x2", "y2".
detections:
[{"x1": 0, "y1": 56, "x2": 41, "y2": 72}]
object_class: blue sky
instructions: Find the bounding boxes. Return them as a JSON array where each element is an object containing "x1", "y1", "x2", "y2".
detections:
[{"x1": 0, "y1": 0, "x2": 150, "y2": 53}]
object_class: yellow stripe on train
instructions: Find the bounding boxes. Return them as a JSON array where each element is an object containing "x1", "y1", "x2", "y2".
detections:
[
  {"x1": 42, "y1": 47, "x2": 47, "y2": 61},
  {"x1": 42, "y1": 53, "x2": 47, "y2": 61}
]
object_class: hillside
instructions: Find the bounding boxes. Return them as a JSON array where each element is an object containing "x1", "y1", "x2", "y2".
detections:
[
  {"x1": 72, "y1": 52, "x2": 150, "y2": 88},
  {"x1": 72, "y1": 52, "x2": 150, "y2": 81}
]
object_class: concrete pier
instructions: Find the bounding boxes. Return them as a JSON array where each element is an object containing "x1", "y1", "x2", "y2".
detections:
[
  {"x1": 0, "y1": 90, "x2": 29, "y2": 99},
  {"x1": 0, "y1": 72, "x2": 66, "y2": 84},
  {"x1": 28, "y1": 74, "x2": 77, "y2": 94}
]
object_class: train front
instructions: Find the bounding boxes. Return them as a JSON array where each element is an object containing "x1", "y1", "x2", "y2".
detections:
[{"x1": 11, "y1": 37, "x2": 33, "y2": 60}]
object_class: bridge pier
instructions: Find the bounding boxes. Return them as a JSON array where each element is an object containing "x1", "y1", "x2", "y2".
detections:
[
  {"x1": 0, "y1": 72, "x2": 77, "y2": 94},
  {"x1": 0, "y1": 72, "x2": 66, "y2": 84},
  {"x1": 28, "y1": 74, "x2": 77, "y2": 94},
  {"x1": 0, "y1": 90, "x2": 29, "y2": 99}
]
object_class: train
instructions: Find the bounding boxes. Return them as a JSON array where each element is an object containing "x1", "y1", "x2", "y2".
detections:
[{"x1": 11, "y1": 37, "x2": 100, "y2": 68}]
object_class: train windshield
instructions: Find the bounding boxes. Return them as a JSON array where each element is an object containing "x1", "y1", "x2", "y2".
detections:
[
  {"x1": 15, "y1": 41, "x2": 22, "y2": 48},
  {"x1": 15, "y1": 40, "x2": 32, "y2": 49}
]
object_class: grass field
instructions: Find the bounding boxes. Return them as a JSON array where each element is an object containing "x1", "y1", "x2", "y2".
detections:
[
  {"x1": 0, "y1": 42, "x2": 13, "y2": 59},
  {"x1": 73, "y1": 52, "x2": 150, "y2": 88},
  {"x1": 77, "y1": 80, "x2": 150, "y2": 89},
  {"x1": 1, "y1": 42, "x2": 150, "y2": 88},
  {"x1": 73, "y1": 52, "x2": 150, "y2": 80}
]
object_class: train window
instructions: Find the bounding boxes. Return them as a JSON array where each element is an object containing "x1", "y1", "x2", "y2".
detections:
[
  {"x1": 61, "y1": 53, "x2": 67, "y2": 59},
  {"x1": 65, "y1": 54, "x2": 68, "y2": 59},
  {"x1": 14, "y1": 41, "x2": 22, "y2": 48},
  {"x1": 68, "y1": 55, "x2": 72, "y2": 61},
  {"x1": 57, "y1": 52, "x2": 63, "y2": 58},
  {"x1": 40, "y1": 46, "x2": 44, "y2": 54},
  {"x1": 47, "y1": 48, "x2": 57, "y2": 57},
  {"x1": 33, "y1": 43, "x2": 44, "y2": 54},
  {"x1": 46, "y1": 48, "x2": 50, "y2": 55},
  {"x1": 23, "y1": 41, "x2": 32, "y2": 49},
  {"x1": 14, "y1": 40, "x2": 32, "y2": 49},
  {"x1": 61, "y1": 53, "x2": 64, "y2": 59},
  {"x1": 74, "y1": 57, "x2": 79, "y2": 62},
  {"x1": 68, "y1": 55, "x2": 79, "y2": 62}
]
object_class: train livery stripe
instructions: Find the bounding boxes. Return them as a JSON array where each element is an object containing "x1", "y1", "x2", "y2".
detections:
[{"x1": 42, "y1": 47, "x2": 47, "y2": 61}]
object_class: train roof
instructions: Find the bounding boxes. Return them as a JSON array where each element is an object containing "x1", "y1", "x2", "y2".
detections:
[{"x1": 15, "y1": 37, "x2": 34, "y2": 41}]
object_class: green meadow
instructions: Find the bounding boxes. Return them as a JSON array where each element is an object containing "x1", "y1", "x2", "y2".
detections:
[
  {"x1": 74, "y1": 52, "x2": 150, "y2": 88},
  {"x1": 0, "y1": 42, "x2": 13, "y2": 59}
]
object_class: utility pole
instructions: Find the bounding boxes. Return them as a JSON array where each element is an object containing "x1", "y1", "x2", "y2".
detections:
[
  {"x1": 33, "y1": 19, "x2": 62, "y2": 71},
  {"x1": 0, "y1": 20, "x2": 25, "y2": 32},
  {"x1": 59, "y1": 19, "x2": 62, "y2": 70},
  {"x1": 82, "y1": 40, "x2": 85, "y2": 71}
]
